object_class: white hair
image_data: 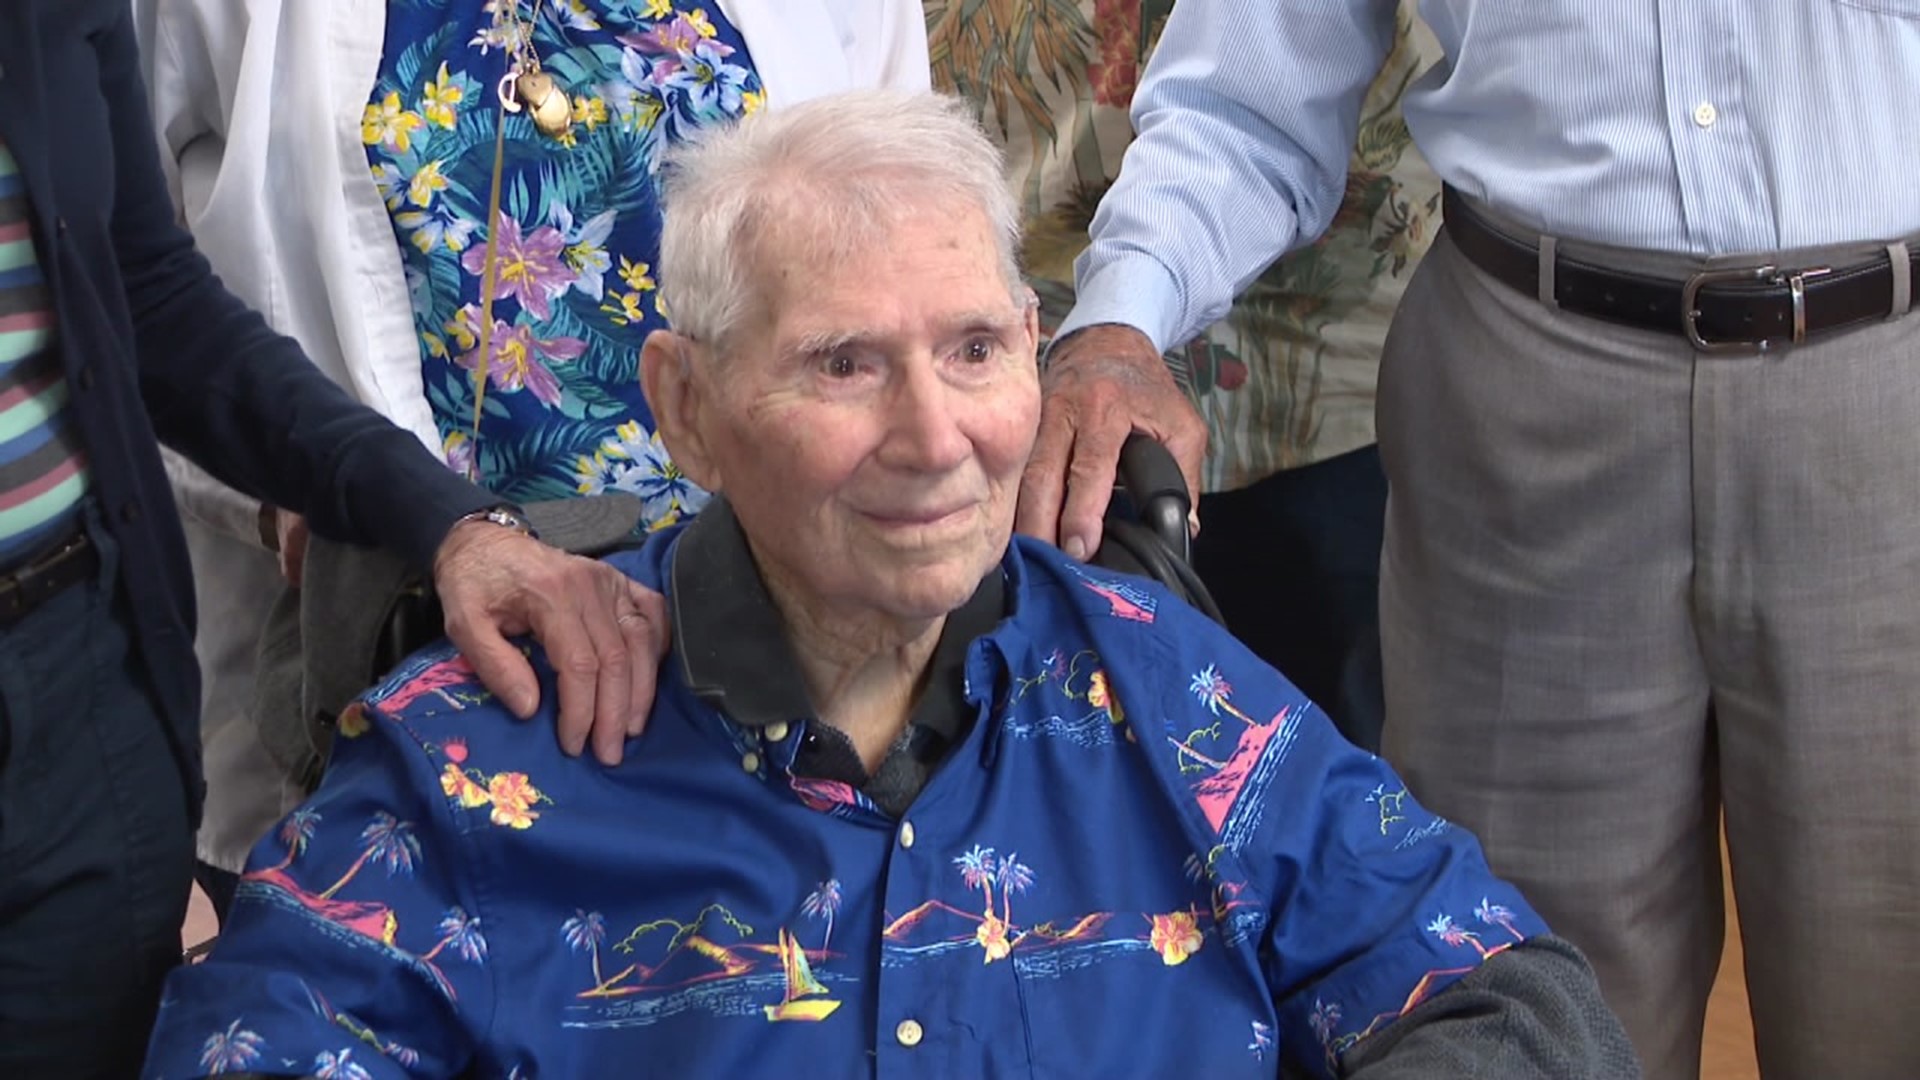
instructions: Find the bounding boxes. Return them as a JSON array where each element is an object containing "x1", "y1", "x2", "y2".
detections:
[{"x1": 656, "y1": 90, "x2": 1023, "y2": 352}]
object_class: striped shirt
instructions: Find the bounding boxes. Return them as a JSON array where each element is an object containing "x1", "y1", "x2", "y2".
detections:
[
  {"x1": 1062, "y1": 0, "x2": 1920, "y2": 357},
  {"x1": 0, "y1": 141, "x2": 89, "y2": 565}
]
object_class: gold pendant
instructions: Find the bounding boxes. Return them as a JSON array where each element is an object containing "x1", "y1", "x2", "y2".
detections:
[{"x1": 515, "y1": 71, "x2": 573, "y2": 140}]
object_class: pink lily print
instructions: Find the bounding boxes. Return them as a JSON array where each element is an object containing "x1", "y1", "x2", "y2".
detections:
[
  {"x1": 421, "y1": 906, "x2": 489, "y2": 964},
  {"x1": 803, "y1": 880, "x2": 843, "y2": 955},
  {"x1": 1474, "y1": 897, "x2": 1527, "y2": 944},
  {"x1": 449, "y1": 308, "x2": 585, "y2": 409},
  {"x1": 198, "y1": 1020, "x2": 265, "y2": 1074},
  {"x1": 563, "y1": 910, "x2": 608, "y2": 989},
  {"x1": 459, "y1": 216, "x2": 574, "y2": 320}
]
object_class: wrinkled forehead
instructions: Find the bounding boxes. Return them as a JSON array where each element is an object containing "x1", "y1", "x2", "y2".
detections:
[{"x1": 741, "y1": 194, "x2": 1024, "y2": 352}]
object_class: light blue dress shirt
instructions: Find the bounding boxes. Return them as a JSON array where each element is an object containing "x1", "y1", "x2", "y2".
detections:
[{"x1": 1063, "y1": 0, "x2": 1920, "y2": 352}]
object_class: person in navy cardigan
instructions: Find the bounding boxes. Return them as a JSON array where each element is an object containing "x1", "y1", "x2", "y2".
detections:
[{"x1": 0, "y1": 3, "x2": 667, "y2": 1075}]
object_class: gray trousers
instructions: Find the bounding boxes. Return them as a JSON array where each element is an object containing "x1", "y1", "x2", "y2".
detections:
[{"x1": 1378, "y1": 219, "x2": 1920, "y2": 1079}]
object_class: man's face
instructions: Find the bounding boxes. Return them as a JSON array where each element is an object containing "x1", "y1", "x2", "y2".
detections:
[{"x1": 694, "y1": 199, "x2": 1040, "y2": 624}]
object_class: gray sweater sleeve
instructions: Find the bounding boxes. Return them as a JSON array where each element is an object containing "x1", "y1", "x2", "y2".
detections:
[{"x1": 1330, "y1": 935, "x2": 1642, "y2": 1079}]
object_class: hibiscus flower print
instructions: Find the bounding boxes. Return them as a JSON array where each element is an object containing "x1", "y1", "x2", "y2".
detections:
[{"x1": 459, "y1": 216, "x2": 574, "y2": 320}]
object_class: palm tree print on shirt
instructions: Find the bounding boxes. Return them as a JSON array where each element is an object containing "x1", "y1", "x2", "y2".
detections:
[
  {"x1": 198, "y1": 1020, "x2": 265, "y2": 1074},
  {"x1": 564, "y1": 909, "x2": 609, "y2": 989},
  {"x1": 802, "y1": 880, "x2": 843, "y2": 956},
  {"x1": 319, "y1": 813, "x2": 422, "y2": 900}
]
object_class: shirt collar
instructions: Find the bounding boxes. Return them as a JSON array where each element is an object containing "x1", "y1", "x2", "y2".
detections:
[{"x1": 669, "y1": 497, "x2": 1005, "y2": 743}]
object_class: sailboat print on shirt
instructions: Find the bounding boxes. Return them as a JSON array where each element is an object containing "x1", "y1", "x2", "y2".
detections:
[{"x1": 762, "y1": 928, "x2": 841, "y2": 1022}]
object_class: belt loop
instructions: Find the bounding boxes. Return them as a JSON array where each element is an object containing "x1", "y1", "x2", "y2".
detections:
[
  {"x1": 1887, "y1": 241, "x2": 1911, "y2": 320},
  {"x1": 1537, "y1": 235, "x2": 1560, "y2": 310}
]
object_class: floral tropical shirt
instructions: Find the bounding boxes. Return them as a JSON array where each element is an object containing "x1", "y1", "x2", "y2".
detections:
[
  {"x1": 143, "y1": 512, "x2": 1549, "y2": 1078},
  {"x1": 363, "y1": 0, "x2": 762, "y2": 521},
  {"x1": 927, "y1": 1, "x2": 1443, "y2": 491}
]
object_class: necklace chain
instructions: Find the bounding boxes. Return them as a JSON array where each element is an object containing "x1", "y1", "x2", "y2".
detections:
[{"x1": 495, "y1": 0, "x2": 549, "y2": 77}]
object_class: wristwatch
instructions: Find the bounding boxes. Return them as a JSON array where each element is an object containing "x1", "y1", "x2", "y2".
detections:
[{"x1": 452, "y1": 504, "x2": 541, "y2": 541}]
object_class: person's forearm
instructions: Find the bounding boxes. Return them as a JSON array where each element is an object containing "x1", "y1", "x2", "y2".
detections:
[
  {"x1": 1058, "y1": 0, "x2": 1402, "y2": 353},
  {"x1": 1338, "y1": 936, "x2": 1642, "y2": 1079}
]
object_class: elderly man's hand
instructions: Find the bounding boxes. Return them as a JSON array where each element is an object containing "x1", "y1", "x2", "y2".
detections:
[
  {"x1": 432, "y1": 519, "x2": 669, "y2": 766},
  {"x1": 1017, "y1": 324, "x2": 1207, "y2": 560}
]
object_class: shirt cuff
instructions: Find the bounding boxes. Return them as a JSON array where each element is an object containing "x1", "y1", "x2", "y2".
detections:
[{"x1": 1053, "y1": 251, "x2": 1188, "y2": 356}]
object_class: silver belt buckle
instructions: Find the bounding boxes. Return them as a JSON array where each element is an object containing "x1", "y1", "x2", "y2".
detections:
[{"x1": 1682, "y1": 264, "x2": 1832, "y2": 353}]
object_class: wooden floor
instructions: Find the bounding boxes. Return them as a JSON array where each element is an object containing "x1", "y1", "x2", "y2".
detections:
[
  {"x1": 1703, "y1": 851, "x2": 1761, "y2": 1079},
  {"x1": 182, "y1": 857, "x2": 1766, "y2": 1076}
]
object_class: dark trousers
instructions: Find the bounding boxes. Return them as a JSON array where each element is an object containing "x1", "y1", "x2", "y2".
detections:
[
  {"x1": 1191, "y1": 445, "x2": 1388, "y2": 752},
  {"x1": 0, "y1": 516, "x2": 193, "y2": 1079}
]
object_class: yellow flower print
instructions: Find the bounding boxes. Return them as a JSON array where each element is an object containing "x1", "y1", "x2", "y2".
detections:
[
  {"x1": 600, "y1": 291, "x2": 647, "y2": 327},
  {"x1": 742, "y1": 88, "x2": 766, "y2": 116},
  {"x1": 421, "y1": 62, "x2": 464, "y2": 129},
  {"x1": 655, "y1": 292, "x2": 671, "y2": 320},
  {"x1": 1148, "y1": 911, "x2": 1204, "y2": 966},
  {"x1": 643, "y1": 0, "x2": 672, "y2": 17},
  {"x1": 444, "y1": 311, "x2": 479, "y2": 352},
  {"x1": 617, "y1": 256, "x2": 656, "y2": 293},
  {"x1": 440, "y1": 762, "x2": 491, "y2": 810},
  {"x1": 423, "y1": 331, "x2": 449, "y2": 359},
  {"x1": 336, "y1": 702, "x2": 371, "y2": 739},
  {"x1": 686, "y1": 8, "x2": 718, "y2": 37},
  {"x1": 488, "y1": 772, "x2": 545, "y2": 829},
  {"x1": 408, "y1": 160, "x2": 449, "y2": 208},
  {"x1": 572, "y1": 95, "x2": 609, "y2": 132},
  {"x1": 362, "y1": 91, "x2": 424, "y2": 152}
]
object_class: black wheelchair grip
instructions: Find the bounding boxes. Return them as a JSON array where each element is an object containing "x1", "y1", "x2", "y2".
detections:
[{"x1": 1116, "y1": 434, "x2": 1191, "y2": 563}]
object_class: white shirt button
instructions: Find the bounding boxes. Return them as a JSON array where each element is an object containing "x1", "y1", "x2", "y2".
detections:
[
  {"x1": 895, "y1": 1019, "x2": 924, "y2": 1047},
  {"x1": 899, "y1": 821, "x2": 916, "y2": 849},
  {"x1": 1692, "y1": 101, "x2": 1718, "y2": 128},
  {"x1": 741, "y1": 751, "x2": 761, "y2": 774},
  {"x1": 765, "y1": 721, "x2": 789, "y2": 742}
]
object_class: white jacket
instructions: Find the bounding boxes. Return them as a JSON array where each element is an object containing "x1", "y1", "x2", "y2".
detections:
[{"x1": 136, "y1": 0, "x2": 931, "y2": 871}]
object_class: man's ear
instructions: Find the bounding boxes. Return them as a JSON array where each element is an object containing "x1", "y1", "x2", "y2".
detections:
[{"x1": 640, "y1": 329, "x2": 721, "y2": 492}]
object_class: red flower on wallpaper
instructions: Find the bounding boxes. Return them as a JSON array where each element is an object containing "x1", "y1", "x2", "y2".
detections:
[{"x1": 1087, "y1": 1, "x2": 1143, "y2": 107}]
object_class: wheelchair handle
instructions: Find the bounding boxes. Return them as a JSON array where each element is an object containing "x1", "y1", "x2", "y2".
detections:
[{"x1": 1116, "y1": 433, "x2": 1192, "y2": 564}]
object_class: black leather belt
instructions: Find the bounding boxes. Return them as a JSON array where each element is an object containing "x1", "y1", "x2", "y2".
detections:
[
  {"x1": 1442, "y1": 186, "x2": 1919, "y2": 353},
  {"x1": 0, "y1": 530, "x2": 97, "y2": 627}
]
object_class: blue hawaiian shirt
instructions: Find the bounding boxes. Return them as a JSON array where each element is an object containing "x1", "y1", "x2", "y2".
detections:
[
  {"x1": 364, "y1": 0, "x2": 760, "y2": 519},
  {"x1": 142, "y1": 517, "x2": 1550, "y2": 1079}
]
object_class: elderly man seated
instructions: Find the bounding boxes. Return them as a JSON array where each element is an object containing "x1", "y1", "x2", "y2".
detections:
[{"x1": 142, "y1": 91, "x2": 1636, "y2": 1079}]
